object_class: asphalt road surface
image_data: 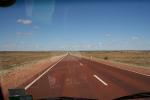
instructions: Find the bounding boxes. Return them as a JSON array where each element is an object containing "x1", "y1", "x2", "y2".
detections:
[{"x1": 23, "y1": 53, "x2": 150, "y2": 100}]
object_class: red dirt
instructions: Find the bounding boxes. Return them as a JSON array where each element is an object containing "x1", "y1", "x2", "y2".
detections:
[{"x1": 0, "y1": 55, "x2": 64, "y2": 100}]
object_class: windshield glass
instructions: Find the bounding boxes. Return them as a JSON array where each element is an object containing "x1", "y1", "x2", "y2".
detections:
[{"x1": 0, "y1": 0, "x2": 150, "y2": 100}]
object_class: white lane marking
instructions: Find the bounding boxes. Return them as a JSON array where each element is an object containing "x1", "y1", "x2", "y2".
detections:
[
  {"x1": 24, "y1": 54, "x2": 67, "y2": 90},
  {"x1": 93, "y1": 75, "x2": 108, "y2": 86},
  {"x1": 80, "y1": 62, "x2": 83, "y2": 66}
]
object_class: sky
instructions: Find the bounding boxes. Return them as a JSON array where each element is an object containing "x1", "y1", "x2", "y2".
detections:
[{"x1": 0, "y1": 0, "x2": 150, "y2": 51}]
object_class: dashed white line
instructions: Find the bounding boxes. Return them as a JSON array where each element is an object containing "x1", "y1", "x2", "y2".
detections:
[
  {"x1": 93, "y1": 75, "x2": 108, "y2": 86},
  {"x1": 24, "y1": 54, "x2": 67, "y2": 90},
  {"x1": 80, "y1": 62, "x2": 83, "y2": 66}
]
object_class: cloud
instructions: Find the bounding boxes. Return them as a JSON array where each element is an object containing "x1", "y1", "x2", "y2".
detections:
[
  {"x1": 33, "y1": 25, "x2": 39, "y2": 29},
  {"x1": 131, "y1": 36, "x2": 139, "y2": 40},
  {"x1": 17, "y1": 19, "x2": 32, "y2": 25},
  {"x1": 98, "y1": 42, "x2": 102, "y2": 47},
  {"x1": 0, "y1": 42, "x2": 17, "y2": 51},
  {"x1": 106, "y1": 33, "x2": 111, "y2": 37},
  {"x1": 0, "y1": 42, "x2": 42, "y2": 51},
  {"x1": 59, "y1": 42, "x2": 102, "y2": 50},
  {"x1": 16, "y1": 32, "x2": 32, "y2": 36}
]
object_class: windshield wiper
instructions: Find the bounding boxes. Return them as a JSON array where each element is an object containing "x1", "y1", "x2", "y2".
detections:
[
  {"x1": 114, "y1": 92, "x2": 150, "y2": 100},
  {"x1": 8, "y1": 89, "x2": 98, "y2": 100},
  {"x1": 38, "y1": 96, "x2": 98, "y2": 100}
]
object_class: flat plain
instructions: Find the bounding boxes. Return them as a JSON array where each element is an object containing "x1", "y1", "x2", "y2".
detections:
[
  {"x1": 78, "y1": 51, "x2": 150, "y2": 68},
  {"x1": 1, "y1": 51, "x2": 150, "y2": 72},
  {"x1": 0, "y1": 51, "x2": 65, "y2": 71}
]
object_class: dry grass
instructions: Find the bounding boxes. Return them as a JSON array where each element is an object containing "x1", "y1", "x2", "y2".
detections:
[
  {"x1": 78, "y1": 51, "x2": 150, "y2": 68},
  {"x1": 0, "y1": 51, "x2": 65, "y2": 71}
]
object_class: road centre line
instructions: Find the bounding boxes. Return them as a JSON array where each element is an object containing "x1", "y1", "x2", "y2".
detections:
[
  {"x1": 93, "y1": 74, "x2": 108, "y2": 86},
  {"x1": 80, "y1": 62, "x2": 83, "y2": 66}
]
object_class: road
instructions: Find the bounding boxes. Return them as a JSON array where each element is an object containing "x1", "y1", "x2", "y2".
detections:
[{"x1": 23, "y1": 53, "x2": 150, "y2": 100}]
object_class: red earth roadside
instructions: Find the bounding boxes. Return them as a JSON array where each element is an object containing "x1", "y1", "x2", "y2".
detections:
[{"x1": 0, "y1": 55, "x2": 65, "y2": 100}]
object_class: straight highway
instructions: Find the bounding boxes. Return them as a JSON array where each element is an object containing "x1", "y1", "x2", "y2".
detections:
[{"x1": 23, "y1": 53, "x2": 150, "y2": 99}]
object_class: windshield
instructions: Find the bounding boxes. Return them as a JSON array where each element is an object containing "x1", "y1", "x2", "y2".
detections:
[{"x1": 0, "y1": 0, "x2": 150, "y2": 100}]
